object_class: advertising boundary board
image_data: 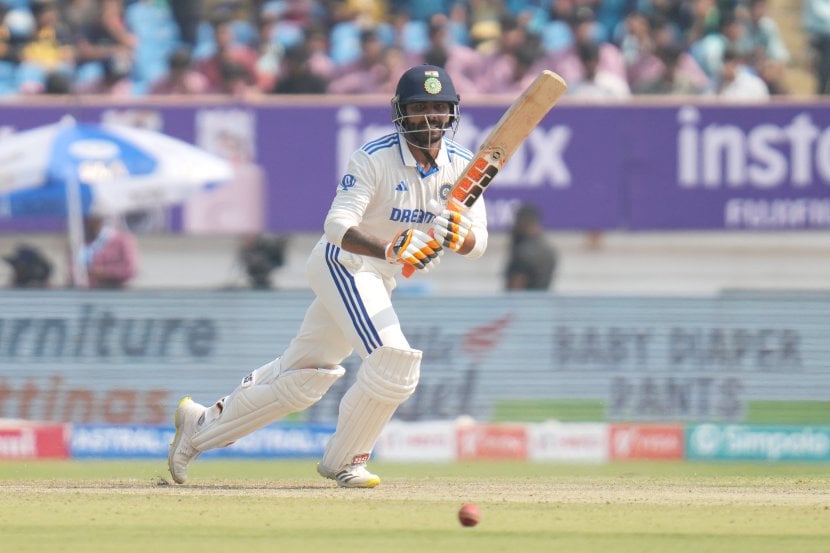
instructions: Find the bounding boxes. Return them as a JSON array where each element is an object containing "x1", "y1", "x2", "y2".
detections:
[
  {"x1": 2, "y1": 100, "x2": 830, "y2": 233},
  {"x1": 1, "y1": 290, "x2": 829, "y2": 427},
  {"x1": 4, "y1": 419, "x2": 829, "y2": 463}
]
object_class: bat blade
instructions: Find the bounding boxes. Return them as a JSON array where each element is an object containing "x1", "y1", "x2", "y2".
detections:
[
  {"x1": 448, "y1": 70, "x2": 568, "y2": 211},
  {"x1": 403, "y1": 70, "x2": 568, "y2": 277}
]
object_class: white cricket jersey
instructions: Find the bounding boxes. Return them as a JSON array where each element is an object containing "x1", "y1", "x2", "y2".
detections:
[{"x1": 323, "y1": 131, "x2": 488, "y2": 278}]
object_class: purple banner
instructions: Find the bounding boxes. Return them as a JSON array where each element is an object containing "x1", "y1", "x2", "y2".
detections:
[{"x1": 1, "y1": 99, "x2": 829, "y2": 233}]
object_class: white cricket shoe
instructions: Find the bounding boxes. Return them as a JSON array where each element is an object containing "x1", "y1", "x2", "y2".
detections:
[
  {"x1": 317, "y1": 463, "x2": 381, "y2": 488},
  {"x1": 168, "y1": 396, "x2": 205, "y2": 484}
]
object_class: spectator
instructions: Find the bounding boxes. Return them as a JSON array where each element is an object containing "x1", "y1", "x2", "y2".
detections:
[
  {"x1": 0, "y1": 0, "x2": 808, "y2": 97},
  {"x1": 640, "y1": 0, "x2": 694, "y2": 40},
  {"x1": 327, "y1": 28, "x2": 389, "y2": 94},
  {"x1": 304, "y1": 24, "x2": 335, "y2": 80},
  {"x1": 690, "y1": 9, "x2": 747, "y2": 81},
  {"x1": 19, "y1": 0, "x2": 75, "y2": 92},
  {"x1": 625, "y1": 14, "x2": 710, "y2": 94},
  {"x1": 170, "y1": 0, "x2": 201, "y2": 48},
  {"x1": 61, "y1": 0, "x2": 98, "y2": 38},
  {"x1": 387, "y1": 7, "x2": 430, "y2": 57},
  {"x1": 651, "y1": 16, "x2": 710, "y2": 91},
  {"x1": 686, "y1": 0, "x2": 722, "y2": 45},
  {"x1": 238, "y1": 233, "x2": 288, "y2": 289},
  {"x1": 803, "y1": 0, "x2": 830, "y2": 94},
  {"x1": 253, "y1": 6, "x2": 282, "y2": 91},
  {"x1": 477, "y1": 14, "x2": 547, "y2": 94},
  {"x1": 712, "y1": 46, "x2": 769, "y2": 100},
  {"x1": 741, "y1": 0, "x2": 790, "y2": 69},
  {"x1": 149, "y1": 47, "x2": 209, "y2": 94},
  {"x1": 3, "y1": 244, "x2": 53, "y2": 288},
  {"x1": 71, "y1": 214, "x2": 139, "y2": 289},
  {"x1": 568, "y1": 40, "x2": 631, "y2": 99},
  {"x1": 0, "y1": 3, "x2": 27, "y2": 64},
  {"x1": 74, "y1": 51, "x2": 133, "y2": 95},
  {"x1": 548, "y1": 6, "x2": 626, "y2": 88},
  {"x1": 43, "y1": 69, "x2": 73, "y2": 93},
  {"x1": 73, "y1": 0, "x2": 135, "y2": 67},
  {"x1": 619, "y1": 11, "x2": 657, "y2": 88},
  {"x1": 446, "y1": 1, "x2": 471, "y2": 46},
  {"x1": 504, "y1": 203, "x2": 557, "y2": 291},
  {"x1": 217, "y1": 58, "x2": 262, "y2": 97},
  {"x1": 196, "y1": 13, "x2": 259, "y2": 93},
  {"x1": 272, "y1": 43, "x2": 328, "y2": 93},
  {"x1": 635, "y1": 42, "x2": 707, "y2": 95},
  {"x1": 378, "y1": 43, "x2": 412, "y2": 93}
]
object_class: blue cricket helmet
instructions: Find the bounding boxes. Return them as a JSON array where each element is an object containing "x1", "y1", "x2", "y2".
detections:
[
  {"x1": 391, "y1": 65, "x2": 461, "y2": 134},
  {"x1": 393, "y1": 64, "x2": 460, "y2": 106}
]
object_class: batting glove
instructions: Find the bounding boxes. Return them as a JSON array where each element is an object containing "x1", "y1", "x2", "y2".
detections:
[
  {"x1": 432, "y1": 208, "x2": 473, "y2": 252},
  {"x1": 385, "y1": 228, "x2": 443, "y2": 272}
]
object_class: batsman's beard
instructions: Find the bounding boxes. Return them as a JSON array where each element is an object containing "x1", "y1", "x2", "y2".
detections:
[{"x1": 402, "y1": 118, "x2": 449, "y2": 151}]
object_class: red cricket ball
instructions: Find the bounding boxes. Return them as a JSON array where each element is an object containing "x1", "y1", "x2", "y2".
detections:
[{"x1": 458, "y1": 503, "x2": 480, "y2": 527}]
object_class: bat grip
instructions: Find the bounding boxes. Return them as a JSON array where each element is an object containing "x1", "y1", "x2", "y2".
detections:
[{"x1": 400, "y1": 200, "x2": 463, "y2": 279}]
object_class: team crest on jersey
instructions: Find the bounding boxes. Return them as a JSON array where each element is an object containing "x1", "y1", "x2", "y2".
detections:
[
  {"x1": 439, "y1": 183, "x2": 452, "y2": 200},
  {"x1": 340, "y1": 174, "x2": 356, "y2": 191},
  {"x1": 424, "y1": 77, "x2": 442, "y2": 95}
]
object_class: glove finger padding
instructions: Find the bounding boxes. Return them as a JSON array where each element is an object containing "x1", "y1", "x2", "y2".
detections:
[
  {"x1": 386, "y1": 228, "x2": 444, "y2": 270},
  {"x1": 432, "y1": 209, "x2": 472, "y2": 251}
]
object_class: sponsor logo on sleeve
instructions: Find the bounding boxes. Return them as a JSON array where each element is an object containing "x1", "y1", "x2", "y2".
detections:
[{"x1": 340, "y1": 174, "x2": 356, "y2": 191}]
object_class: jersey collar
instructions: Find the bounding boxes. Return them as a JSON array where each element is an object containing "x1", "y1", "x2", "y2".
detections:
[{"x1": 398, "y1": 133, "x2": 450, "y2": 177}]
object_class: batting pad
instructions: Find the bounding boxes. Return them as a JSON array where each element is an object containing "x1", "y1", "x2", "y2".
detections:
[
  {"x1": 192, "y1": 359, "x2": 345, "y2": 450},
  {"x1": 320, "y1": 346, "x2": 422, "y2": 471}
]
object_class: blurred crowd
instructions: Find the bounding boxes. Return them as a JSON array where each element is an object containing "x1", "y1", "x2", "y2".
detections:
[{"x1": 0, "y1": 0, "x2": 826, "y2": 100}]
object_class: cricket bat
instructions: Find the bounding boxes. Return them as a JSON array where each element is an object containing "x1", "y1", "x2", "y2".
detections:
[{"x1": 403, "y1": 69, "x2": 568, "y2": 278}]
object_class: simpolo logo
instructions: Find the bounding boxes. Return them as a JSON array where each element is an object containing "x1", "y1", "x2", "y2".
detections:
[
  {"x1": 690, "y1": 424, "x2": 722, "y2": 456},
  {"x1": 691, "y1": 424, "x2": 830, "y2": 461}
]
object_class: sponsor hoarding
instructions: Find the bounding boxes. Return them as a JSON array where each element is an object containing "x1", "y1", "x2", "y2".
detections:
[
  {"x1": 0, "y1": 421, "x2": 69, "y2": 459},
  {"x1": 609, "y1": 424, "x2": 684, "y2": 460},
  {"x1": 71, "y1": 423, "x2": 335, "y2": 459},
  {"x1": 2, "y1": 290, "x2": 828, "y2": 426},
  {"x1": 687, "y1": 424, "x2": 830, "y2": 461},
  {"x1": 2, "y1": 101, "x2": 830, "y2": 233},
  {"x1": 529, "y1": 421, "x2": 608, "y2": 462},
  {"x1": 375, "y1": 420, "x2": 456, "y2": 462},
  {"x1": 456, "y1": 421, "x2": 528, "y2": 460}
]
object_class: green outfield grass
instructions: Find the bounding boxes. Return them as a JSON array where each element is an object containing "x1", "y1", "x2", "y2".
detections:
[
  {"x1": 1, "y1": 459, "x2": 828, "y2": 553},
  {"x1": 493, "y1": 399, "x2": 830, "y2": 424}
]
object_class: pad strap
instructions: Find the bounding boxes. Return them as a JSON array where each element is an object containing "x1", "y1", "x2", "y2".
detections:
[{"x1": 192, "y1": 360, "x2": 345, "y2": 450}]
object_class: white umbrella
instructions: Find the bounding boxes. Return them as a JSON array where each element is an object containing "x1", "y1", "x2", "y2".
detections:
[
  {"x1": 0, "y1": 116, "x2": 234, "y2": 285},
  {"x1": 0, "y1": 116, "x2": 233, "y2": 216}
]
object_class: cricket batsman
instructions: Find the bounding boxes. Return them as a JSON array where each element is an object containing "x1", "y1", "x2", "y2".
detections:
[{"x1": 168, "y1": 65, "x2": 488, "y2": 488}]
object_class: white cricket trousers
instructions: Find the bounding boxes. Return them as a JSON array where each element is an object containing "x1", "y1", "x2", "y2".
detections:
[{"x1": 280, "y1": 239, "x2": 411, "y2": 370}]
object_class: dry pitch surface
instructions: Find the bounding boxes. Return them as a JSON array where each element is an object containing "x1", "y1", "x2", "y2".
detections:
[{"x1": 1, "y1": 460, "x2": 828, "y2": 553}]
